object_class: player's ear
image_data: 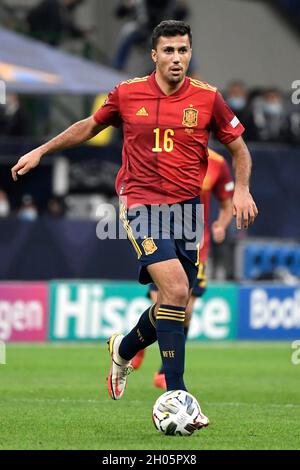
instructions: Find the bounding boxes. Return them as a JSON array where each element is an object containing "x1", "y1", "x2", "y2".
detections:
[{"x1": 151, "y1": 49, "x2": 157, "y2": 64}]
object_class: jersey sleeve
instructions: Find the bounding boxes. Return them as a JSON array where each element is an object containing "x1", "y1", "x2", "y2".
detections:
[
  {"x1": 211, "y1": 91, "x2": 245, "y2": 144},
  {"x1": 213, "y1": 159, "x2": 235, "y2": 201},
  {"x1": 93, "y1": 86, "x2": 122, "y2": 127}
]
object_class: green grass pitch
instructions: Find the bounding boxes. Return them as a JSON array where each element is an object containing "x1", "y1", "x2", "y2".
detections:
[{"x1": 0, "y1": 342, "x2": 299, "y2": 450}]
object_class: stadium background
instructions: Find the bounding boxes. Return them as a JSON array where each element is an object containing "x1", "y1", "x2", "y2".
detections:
[{"x1": 0, "y1": 0, "x2": 300, "y2": 450}]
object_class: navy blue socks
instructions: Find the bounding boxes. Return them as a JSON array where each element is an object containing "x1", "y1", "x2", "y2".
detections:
[
  {"x1": 158, "y1": 325, "x2": 189, "y2": 374},
  {"x1": 118, "y1": 303, "x2": 188, "y2": 391},
  {"x1": 156, "y1": 304, "x2": 186, "y2": 391},
  {"x1": 118, "y1": 305, "x2": 157, "y2": 361}
]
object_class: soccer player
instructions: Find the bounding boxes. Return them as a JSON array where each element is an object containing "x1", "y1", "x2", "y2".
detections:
[
  {"x1": 133, "y1": 148, "x2": 235, "y2": 388},
  {"x1": 11, "y1": 21, "x2": 258, "y2": 428}
]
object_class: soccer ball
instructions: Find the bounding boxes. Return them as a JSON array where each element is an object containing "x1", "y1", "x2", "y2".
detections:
[{"x1": 152, "y1": 390, "x2": 209, "y2": 436}]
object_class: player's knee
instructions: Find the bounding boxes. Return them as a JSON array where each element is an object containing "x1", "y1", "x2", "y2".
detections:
[{"x1": 160, "y1": 281, "x2": 189, "y2": 307}]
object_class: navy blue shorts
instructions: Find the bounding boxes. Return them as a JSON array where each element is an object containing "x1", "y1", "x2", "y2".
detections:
[
  {"x1": 148, "y1": 261, "x2": 207, "y2": 298},
  {"x1": 191, "y1": 261, "x2": 207, "y2": 297},
  {"x1": 120, "y1": 196, "x2": 202, "y2": 288}
]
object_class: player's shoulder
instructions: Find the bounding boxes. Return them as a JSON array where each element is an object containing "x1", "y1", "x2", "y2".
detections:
[
  {"x1": 189, "y1": 77, "x2": 217, "y2": 93},
  {"x1": 119, "y1": 76, "x2": 149, "y2": 87},
  {"x1": 208, "y1": 148, "x2": 225, "y2": 163}
]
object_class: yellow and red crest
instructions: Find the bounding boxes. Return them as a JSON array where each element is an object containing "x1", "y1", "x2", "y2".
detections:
[
  {"x1": 142, "y1": 237, "x2": 158, "y2": 255},
  {"x1": 182, "y1": 107, "x2": 198, "y2": 127}
]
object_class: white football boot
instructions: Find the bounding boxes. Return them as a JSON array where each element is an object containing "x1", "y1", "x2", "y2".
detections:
[{"x1": 107, "y1": 334, "x2": 133, "y2": 400}]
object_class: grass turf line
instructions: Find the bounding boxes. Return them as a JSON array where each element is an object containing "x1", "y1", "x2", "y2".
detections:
[{"x1": 0, "y1": 342, "x2": 299, "y2": 450}]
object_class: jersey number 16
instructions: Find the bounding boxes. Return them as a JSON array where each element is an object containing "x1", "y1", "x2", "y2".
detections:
[{"x1": 152, "y1": 128, "x2": 174, "y2": 153}]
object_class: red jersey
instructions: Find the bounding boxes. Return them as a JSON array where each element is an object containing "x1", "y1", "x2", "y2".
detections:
[
  {"x1": 93, "y1": 72, "x2": 244, "y2": 207},
  {"x1": 200, "y1": 149, "x2": 234, "y2": 262}
]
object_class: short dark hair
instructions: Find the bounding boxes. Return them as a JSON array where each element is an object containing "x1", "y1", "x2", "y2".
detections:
[{"x1": 151, "y1": 20, "x2": 192, "y2": 50}]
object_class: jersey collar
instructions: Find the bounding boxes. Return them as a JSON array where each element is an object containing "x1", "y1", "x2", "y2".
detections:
[{"x1": 148, "y1": 71, "x2": 190, "y2": 97}]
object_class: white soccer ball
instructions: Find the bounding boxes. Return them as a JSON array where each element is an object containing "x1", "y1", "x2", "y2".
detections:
[{"x1": 152, "y1": 390, "x2": 209, "y2": 436}]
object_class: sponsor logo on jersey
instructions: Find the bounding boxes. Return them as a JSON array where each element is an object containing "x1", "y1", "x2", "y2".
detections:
[{"x1": 136, "y1": 107, "x2": 149, "y2": 116}]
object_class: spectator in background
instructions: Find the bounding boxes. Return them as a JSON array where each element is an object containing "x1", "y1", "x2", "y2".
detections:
[
  {"x1": 26, "y1": 0, "x2": 87, "y2": 46},
  {"x1": 0, "y1": 94, "x2": 29, "y2": 137},
  {"x1": 225, "y1": 81, "x2": 249, "y2": 127},
  {"x1": 47, "y1": 196, "x2": 65, "y2": 218},
  {"x1": 113, "y1": 0, "x2": 189, "y2": 71},
  {"x1": 18, "y1": 194, "x2": 38, "y2": 221},
  {"x1": 287, "y1": 95, "x2": 300, "y2": 145},
  {"x1": 0, "y1": 189, "x2": 10, "y2": 217},
  {"x1": 247, "y1": 88, "x2": 289, "y2": 142}
]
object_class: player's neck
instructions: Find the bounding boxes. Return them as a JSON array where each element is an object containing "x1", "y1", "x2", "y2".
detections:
[{"x1": 155, "y1": 71, "x2": 186, "y2": 96}]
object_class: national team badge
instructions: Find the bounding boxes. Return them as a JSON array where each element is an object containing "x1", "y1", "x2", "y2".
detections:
[
  {"x1": 142, "y1": 237, "x2": 158, "y2": 255},
  {"x1": 182, "y1": 107, "x2": 198, "y2": 127}
]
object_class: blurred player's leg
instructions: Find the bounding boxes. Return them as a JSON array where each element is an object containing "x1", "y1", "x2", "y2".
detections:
[{"x1": 130, "y1": 349, "x2": 145, "y2": 369}]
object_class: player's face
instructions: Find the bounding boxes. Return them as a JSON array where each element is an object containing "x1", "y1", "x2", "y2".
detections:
[{"x1": 151, "y1": 34, "x2": 192, "y2": 85}]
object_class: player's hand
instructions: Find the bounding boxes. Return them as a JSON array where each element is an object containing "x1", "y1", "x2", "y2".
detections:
[
  {"x1": 232, "y1": 187, "x2": 258, "y2": 229},
  {"x1": 11, "y1": 149, "x2": 43, "y2": 181},
  {"x1": 212, "y1": 221, "x2": 226, "y2": 243}
]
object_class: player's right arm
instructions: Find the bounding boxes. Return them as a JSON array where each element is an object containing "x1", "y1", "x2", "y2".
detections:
[
  {"x1": 11, "y1": 117, "x2": 107, "y2": 181},
  {"x1": 12, "y1": 84, "x2": 122, "y2": 181}
]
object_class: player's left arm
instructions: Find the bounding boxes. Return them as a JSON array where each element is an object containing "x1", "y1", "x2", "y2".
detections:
[
  {"x1": 212, "y1": 197, "x2": 233, "y2": 243},
  {"x1": 226, "y1": 136, "x2": 258, "y2": 230},
  {"x1": 210, "y1": 91, "x2": 258, "y2": 230}
]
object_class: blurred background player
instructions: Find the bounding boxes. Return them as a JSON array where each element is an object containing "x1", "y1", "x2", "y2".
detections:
[
  {"x1": 26, "y1": 0, "x2": 88, "y2": 46},
  {"x1": 0, "y1": 189, "x2": 10, "y2": 218},
  {"x1": 131, "y1": 148, "x2": 234, "y2": 388},
  {"x1": 113, "y1": 0, "x2": 190, "y2": 71}
]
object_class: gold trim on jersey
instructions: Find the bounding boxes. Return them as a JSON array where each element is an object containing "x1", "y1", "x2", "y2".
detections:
[
  {"x1": 121, "y1": 76, "x2": 149, "y2": 85},
  {"x1": 190, "y1": 78, "x2": 217, "y2": 92},
  {"x1": 119, "y1": 203, "x2": 142, "y2": 259}
]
